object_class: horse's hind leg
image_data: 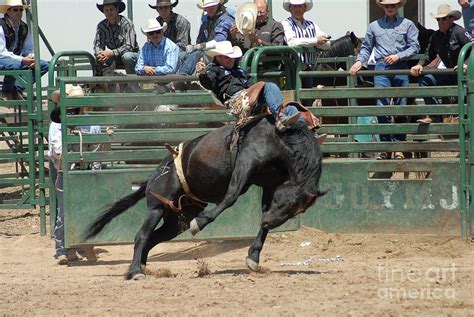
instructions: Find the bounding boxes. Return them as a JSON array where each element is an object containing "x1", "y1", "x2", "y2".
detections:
[{"x1": 126, "y1": 205, "x2": 165, "y2": 280}]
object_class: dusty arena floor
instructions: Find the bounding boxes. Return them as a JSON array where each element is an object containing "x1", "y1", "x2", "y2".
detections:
[{"x1": 0, "y1": 208, "x2": 473, "y2": 316}]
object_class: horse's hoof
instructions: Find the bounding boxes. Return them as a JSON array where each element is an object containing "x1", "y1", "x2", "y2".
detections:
[
  {"x1": 190, "y1": 218, "x2": 200, "y2": 236},
  {"x1": 132, "y1": 273, "x2": 146, "y2": 280},
  {"x1": 245, "y1": 257, "x2": 259, "y2": 271}
]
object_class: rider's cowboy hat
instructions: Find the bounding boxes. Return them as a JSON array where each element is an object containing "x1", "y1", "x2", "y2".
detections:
[
  {"x1": 376, "y1": 0, "x2": 406, "y2": 8},
  {"x1": 149, "y1": 0, "x2": 178, "y2": 10},
  {"x1": 283, "y1": 0, "x2": 313, "y2": 12},
  {"x1": 96, "y1": 0, "x2": 126, "y2": 14},
  {"x1": 206, "y1": 41, "x2": 243, "y2": 58},
  {"x1": 141, "y1": 19, "x2": 167, "y2": 35},
  {"x1": 236, "y1": 3, "x2": 258, "y2": 35},
  {"x1": 50, "y1": 85, "x2": 84, "y2": 124},
  {"x1": 431, "y1": 4, "x2": 462, "y2": 20},
  {"x1": 0, "y1": 0, "x2": 30, "y2": 14},
  {"x1": 197, "y1": 0, "x2": 223, "y2": 10}
]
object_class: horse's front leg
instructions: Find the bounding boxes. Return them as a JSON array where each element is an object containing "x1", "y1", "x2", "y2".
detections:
[
  {"x1": 189, "y1": 164, "x2": 254, "y2": 235},
  {"x1": 246, "y1": 227, "x2": 269, "y2": 271},
  {"x1": 126, "y1": 205, "x2": 164, "y2": 280}
]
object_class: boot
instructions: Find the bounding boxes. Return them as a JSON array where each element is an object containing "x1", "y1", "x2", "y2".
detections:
[{"x1": 276, "y1": 112, "x2": 301, "y2": 131}]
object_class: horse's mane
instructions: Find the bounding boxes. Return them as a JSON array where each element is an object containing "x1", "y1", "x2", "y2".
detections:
[
  {"x1": 319, "y1": 32, "x2": 360, "y2": 59},
  {"x1": 280, "y1": 125, "x2": 322, "y2": 195}
]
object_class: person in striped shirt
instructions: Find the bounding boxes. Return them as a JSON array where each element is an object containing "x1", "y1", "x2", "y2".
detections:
[
  {"x1": 135, "y1": 19, "x2": 180, "y2": 76},
  {"x1": 93, "y1": 0, "x2": 139, "y2": 75},
  {"x1": 281, "y1": 0, "x2": 331, "y2": 105}
]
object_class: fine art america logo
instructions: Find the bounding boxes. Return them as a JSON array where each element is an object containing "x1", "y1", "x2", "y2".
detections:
[{"x1": 377, "y1": 264, "x2": 457, "y2": 300}]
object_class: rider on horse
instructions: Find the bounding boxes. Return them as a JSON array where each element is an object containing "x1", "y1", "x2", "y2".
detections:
[{"x1": 195, "y1": 40, "x2": 326, "y2": 142}]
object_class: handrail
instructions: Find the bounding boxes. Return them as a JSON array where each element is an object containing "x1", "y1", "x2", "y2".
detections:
[
  {"x1": 48, "y1": 51, "x2": 97, "y2": 88},
  {"x1": 457, "y1": 42, "x2": 474, "y2": 240}
]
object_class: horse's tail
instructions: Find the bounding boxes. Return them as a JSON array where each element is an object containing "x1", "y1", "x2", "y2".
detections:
[{"x1": 85, "y1": 181, "x2": 148, "y2": 240}]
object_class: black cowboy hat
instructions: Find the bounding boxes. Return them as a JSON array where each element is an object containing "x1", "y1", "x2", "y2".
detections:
[
  {"x1": 97, "y1": 0, "x2": 126, "y2": 14},
  {"x1": 149, "y1": 0, "x2": 178, "y2": 9}
]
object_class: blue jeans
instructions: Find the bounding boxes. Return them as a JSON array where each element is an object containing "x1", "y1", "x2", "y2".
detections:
[
  {"x1": 97, "y1": 51, "x2": 138, "y2": 75},
  {"x1": 259, "y1": 82, "x2": 304, "y2": 124},
  {"x1": 0, "y1": 57, "x2": 49, "y2": 93},
  {"x1": 419, "y1": 73, "x2": 458, "y2": 122},
  {"x1": 374, "y1": 61, "x2": 409, "y2": 142},
  {"x1": 177, "y1": 51, "x2": 202, "y2": 75},
  {"x1": 462, "y1": 2, "x2": 474, "y2": 35},
  {"x1": 49, "y1": 160, "x2": 76, "y2": 258}
]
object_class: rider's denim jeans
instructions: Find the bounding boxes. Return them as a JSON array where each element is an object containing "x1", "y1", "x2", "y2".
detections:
[
  {"x1": 177, "y1": 51, "x2": 202, "y2": 75},
  {"x1": 260, "y1": 82, "x2": 304, "y2": 124}
]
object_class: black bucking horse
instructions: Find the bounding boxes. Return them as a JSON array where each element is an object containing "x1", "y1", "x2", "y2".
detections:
[{"x1": 85, "y1": 116, "x2": 325, "y2": 280}]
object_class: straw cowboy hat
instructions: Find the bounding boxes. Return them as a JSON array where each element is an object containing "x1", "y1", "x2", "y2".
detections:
[
  {"x1": 0, "y1": 0, "x2": 30, "y2": 14},
  {"x1": 431, "y1": 4, "x2": 462, "y2": 20},
  {"x1": 375, "y1": 0, "x2": 406, "y2": 8},
  {"x1": 283, "y1": 0, "x2": 313, "y2": 12},
  {"x1": 50, "y1": 85, "x2": 85, "y2": 124},
  {"x1": 236, "y1": 3, "x2": 257, "y2": 35},
  {"x1": 96, "y1": 0, "x2": 126, "y2": 14},
  {"x1": 197, "y1": 0, "x2": 224, "y2": 10},
  {"x1": 206, "y1": 41, "x2": 243, "y2": 58},
  {"x1": 149, "y1": 0, "x2": 178, "y2": 10},
  {"x1": 141, "y1": 19, "x2": 167, "y2": 35}
]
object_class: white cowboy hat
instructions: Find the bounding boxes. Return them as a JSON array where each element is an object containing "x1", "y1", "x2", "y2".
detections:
[
  {"x1": 50, "y1": 85, "x2": 85, "y2": 123},
  {"x1": 197, "y1": 0, "x2": 223, "y2": 10},
  {"x1": 0, "y1": 0, "x2": 30, "y2": 14},
  {"x1": 431, "y1": 4, "x2": 462, "y2": 20},
  {"x1": 236, "y1": 3, "x2": 257, "y2": 35},
  {"x1": 283, "y1": 0, "x2": 313, "y2": 12},
  {"x1": 375, "y1": 0, "x2": 406, "y2": 8},
  {"x1": 141, "y1": 18, "x2": 167, "y2": 35},
  {"x1": 148, "y1": 0, "x2": 178, "y2": 9},
  {"x1": 206, "y1": 41, "x2": 243, "y2": 58}
]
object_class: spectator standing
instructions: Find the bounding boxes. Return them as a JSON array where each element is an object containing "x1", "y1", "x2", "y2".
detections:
[
  {"x1": 0, "y1": 0, "x2": 48, "y2": 100},
  {"x1": 93, "y1": 0, "x2": 139, "y2": 75},
  {"x1": 411, "y1": 4, "x2": 474, "y2": 124},
  {"x1": 459, "y1": 0, "x2": 474, "y2": 34},
  {"x1": 49, "y1": 85, "x2": 100, "y2": 265},
  {"x1": 349, "y1": 0, "x2": 419, "y2": 159}
]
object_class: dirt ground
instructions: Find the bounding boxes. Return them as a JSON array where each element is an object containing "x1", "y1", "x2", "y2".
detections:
[{"x1": 0, "y1": 208, "x2": 473, "y2": 316}]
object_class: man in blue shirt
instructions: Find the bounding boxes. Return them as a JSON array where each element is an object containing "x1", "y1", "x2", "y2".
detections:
[
  {"x1": 459, "y1": 0, "x2": 474, "y2": 34},
  {"x1": 349, "y1": 0, "x2": 419, "y2": 159},
  {"x1": 177, "y1": 0, "x2": 234, "y2": 75},
  {"x1": 135, "y1": 19, "x2": 180, "y2": 76}
]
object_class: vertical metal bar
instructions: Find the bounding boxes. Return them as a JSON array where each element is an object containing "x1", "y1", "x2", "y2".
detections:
[
  {"x1": 127, "y1": 0, "x2": 133, "y2": 22},
  {"x1": 30, "y1": 0, "x2": 47, "y2": 236},
  {"x1": 268, "y1": 0, "x2": 273, "y2": 20}
]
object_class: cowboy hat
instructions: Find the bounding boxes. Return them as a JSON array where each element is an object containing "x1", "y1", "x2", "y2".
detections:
[
  {"x1": 283, "y1": 0, "x2": 313, "y2": 12},
  {"x1": 96, "y1": 0, "x2": 126, "y2": 14},
  {"x1": 141, "y1": 19, "x2": 167, "y2": 35},
  {"x1": 236, "y1": 3, "x2": 257, "y2": 35},
  {"x1": 375, "y1": 0, "x2": 406, "y2": 8},
  {"x1": 50, "y1": 85, "x2": 85, "y2": 124},
  {"x1": 197, "y1": 0, "x2": 223, "y2": 10},
  {"x1": 0, "y1": 0, "x2": 30, "y2": 14},
  {"x1": 149, "y1": 0, "x2": 178, "y2": 9},
  {"x1": 431, "y1": 4, "x2": 462, "y2": 20},
  {"x1": 206, "y1": 41, "x2": 242, "y2": 58}
]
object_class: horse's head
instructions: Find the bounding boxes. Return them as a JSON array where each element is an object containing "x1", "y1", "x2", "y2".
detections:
[
  {"x1": 319, "y1": 31, "x2": 361, "y2": 59},
  {"x1": 416, "y1": 22, "x2": 435, "y2": 53}
]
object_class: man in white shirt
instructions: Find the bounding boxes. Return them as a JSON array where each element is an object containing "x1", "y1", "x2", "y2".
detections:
[{"x1": 0, "y1": 0, "x2": 48, "y2": 99}]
